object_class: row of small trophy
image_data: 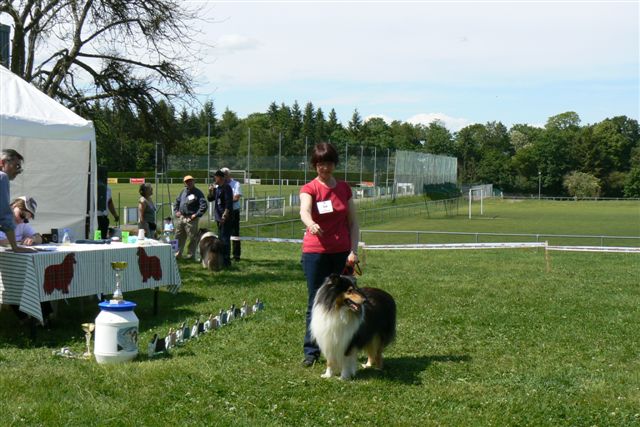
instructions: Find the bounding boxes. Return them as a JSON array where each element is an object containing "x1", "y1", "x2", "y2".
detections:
[{"x1": 148, "y1": 299, "x2": 265, "y2": 357}]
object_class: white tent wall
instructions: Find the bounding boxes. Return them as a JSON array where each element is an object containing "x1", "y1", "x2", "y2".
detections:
[{"x1": 0, "y1": 66, "x2": 97, "y2": 240}]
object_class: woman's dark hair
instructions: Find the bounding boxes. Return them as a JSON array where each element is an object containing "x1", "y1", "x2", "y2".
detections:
[
  {"x1": 139, "y1": 183, "x2": 152, "y2": 197},
  {"x1": 310, "y1": 142, "x2": 339, "y2": 168}
]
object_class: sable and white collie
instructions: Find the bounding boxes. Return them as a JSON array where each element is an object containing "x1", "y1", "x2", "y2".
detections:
[
  {"x1": 310, "y1": 274, "x2": 396, "y2": 380},
  {"x1": 198, "y1": 229, "x2": 224, "y2": 271}
]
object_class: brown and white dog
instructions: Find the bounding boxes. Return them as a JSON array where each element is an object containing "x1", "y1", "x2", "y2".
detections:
[
  {"x1": 310, "y1": 274, "x2": 396, "y2": 380},
  {"x1": 198, "y1": 228, "x2": 224, "y2": 271}
]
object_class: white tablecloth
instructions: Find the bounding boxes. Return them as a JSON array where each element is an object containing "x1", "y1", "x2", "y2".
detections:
[{"x1": 0, "y1": 241, "x2": 181, "y2": 323}]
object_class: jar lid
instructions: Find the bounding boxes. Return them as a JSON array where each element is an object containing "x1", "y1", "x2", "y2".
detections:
[{"x1": 98, "y1": 300, "x2": 137, "y2": 311}]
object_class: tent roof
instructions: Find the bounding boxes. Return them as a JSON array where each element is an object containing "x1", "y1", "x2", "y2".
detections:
[{"x1": 0, "y1": 65, "x2": 94, "y2": 141}]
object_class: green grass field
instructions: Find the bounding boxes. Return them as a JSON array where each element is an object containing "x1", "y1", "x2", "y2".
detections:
[
  {"x1": 0, "y1": 200, "x2": 639, "y2": 425},
  {"x1": 360, "y1": 199, "x2": 640, "y2": 246}
]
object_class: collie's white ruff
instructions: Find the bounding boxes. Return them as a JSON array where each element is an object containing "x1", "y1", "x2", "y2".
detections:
[{"x1": 310, "y1": 303, "x2": 364, "y2": 379}]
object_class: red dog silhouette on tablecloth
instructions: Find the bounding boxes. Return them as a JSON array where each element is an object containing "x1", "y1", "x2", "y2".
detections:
[
  {"x1": 137, "y1": 247, "x2": 162, "y2": 282},
  {"x1": 43, "y1": 253, "x2": 77, "y2": 295}
]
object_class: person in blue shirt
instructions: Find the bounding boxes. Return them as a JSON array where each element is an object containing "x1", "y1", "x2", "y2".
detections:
[
  {"x1": 207, "y1": 170, "x2": 233, "y2": 268},
  {"x1": 173, "y1": 175, "x2": 207, "y2": 259},
  {"x1": 0, "y1": 149, "x2": 35, "y2": 253},
  {"x1": 221, "y1": 167, "x2": 243, "y2": 261}
]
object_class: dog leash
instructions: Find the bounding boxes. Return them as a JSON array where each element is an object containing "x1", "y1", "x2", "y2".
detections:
[{"x1": 342, "y1": 261, "x2": 362, "y2": 276}]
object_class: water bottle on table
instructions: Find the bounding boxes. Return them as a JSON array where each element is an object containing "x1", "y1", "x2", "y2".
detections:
[{"x1": 62, "y1": 228, "x2": 71, "y2": 245}]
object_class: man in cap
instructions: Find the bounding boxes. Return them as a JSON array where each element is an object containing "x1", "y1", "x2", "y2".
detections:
[
  {"x1": 221, "y1": 167, "x2": 243, "y2": 261},
  {"x1": 207, "y1": 170, "x2": 233, "y2": 268},
  {"x1": 0, "y1": 149, "x2": 36, "y2": 253},
  {"x1": 173, "y1": 175, "x2": 207, "y2": 259}
]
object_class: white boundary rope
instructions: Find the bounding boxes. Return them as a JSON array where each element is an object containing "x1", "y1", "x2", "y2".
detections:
[
  {"x1": 546, "y1": 245, "x2": 640, "y2": 253},
  {"x1": 363, "y1": 242, "x2": 546, "y2": 250},
  {"x1": 232, "y1": 238, "x2": 638, "y2": 275},
  {"x1": 231, "y1": 236, "x2": 302, "y2": 244},
  {"x1": 232, "y1": 237, "x2": 640, "y2": 253}
]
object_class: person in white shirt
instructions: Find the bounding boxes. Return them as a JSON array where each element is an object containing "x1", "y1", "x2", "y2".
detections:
[
  {"x1": 0, "y1": 196, "x2": 42, "y2": 246},
  {"x1": 221, "y1": 167, "x2": 243, "y2": 261}
]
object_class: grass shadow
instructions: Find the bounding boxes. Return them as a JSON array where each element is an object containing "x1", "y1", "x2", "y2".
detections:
[{"x1": 356, "y1": 354, "x2": 471, "y2": 384}]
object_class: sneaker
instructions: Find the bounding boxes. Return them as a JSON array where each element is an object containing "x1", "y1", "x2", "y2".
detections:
[{"x1": 302, "y1": 356, "x2": 317, "y2": 367}]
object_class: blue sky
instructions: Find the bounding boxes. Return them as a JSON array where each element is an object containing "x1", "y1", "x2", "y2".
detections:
[{"x1": 191, "y1": 0, "x2": 639, "y2": 131}]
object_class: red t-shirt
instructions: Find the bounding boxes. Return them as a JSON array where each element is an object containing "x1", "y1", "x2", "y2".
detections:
[{"x1": 301, "y1": 179, "x2": 352, "y2": 254}]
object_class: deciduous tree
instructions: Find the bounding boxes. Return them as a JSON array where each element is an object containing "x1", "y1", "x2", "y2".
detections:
[{"x1": 1, "y1": 0, "x2": 202, "y2": 110}]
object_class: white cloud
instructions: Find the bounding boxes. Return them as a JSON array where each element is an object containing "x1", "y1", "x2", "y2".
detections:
[
  {"x1": 406, "y1": 113, "x2": 472, "y2": 132},
  {"x1": 364, "y1": 114, "x2": 394, "y2": 124},
  {"x1": 213, "y1": 34, "x2": 260, "y2": 55}
]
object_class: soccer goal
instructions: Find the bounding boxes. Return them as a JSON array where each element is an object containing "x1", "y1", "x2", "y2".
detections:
[
  {"x1": 245, "y1": 196, "x2": 285, "y2": 220},
  {"x1": 229, "y1": 169, "x2": 248, "y2": 184},
  {"x1": 208, "y1": 169, "x2": 248, "y2": 183},
  {"x1": 467, "y1": 184, "x2": 492, "y2": 219}
]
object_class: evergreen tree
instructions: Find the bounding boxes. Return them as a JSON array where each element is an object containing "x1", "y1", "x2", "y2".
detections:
[
  {"x1": 199, "y1": 101, "x2": 217, "y2": 138},
  {"x1": 327, "y1": 108, "x2": 341, "y2": 136},
  {"x1": 315, "y1": 108, "x2": 327, "y2": 142},
  {"x1": 302, "y1": 102, "x2": 316, "y2": 143},
  {"x1": 291, "y1": 101, "x2": 303, "y2": 141},
  {"x1": 348, "y1": 109, "x2": 363, "y2": 142}
]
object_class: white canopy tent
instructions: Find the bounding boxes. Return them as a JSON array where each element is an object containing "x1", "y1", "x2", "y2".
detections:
[{"x1": 0, "y1": 65, "x2": 96, "y2": 240}]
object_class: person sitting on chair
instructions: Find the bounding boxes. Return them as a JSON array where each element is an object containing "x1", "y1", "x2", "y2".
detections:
[{"x1": 0, "y1": 196, "x2": 42, "y2": 246}]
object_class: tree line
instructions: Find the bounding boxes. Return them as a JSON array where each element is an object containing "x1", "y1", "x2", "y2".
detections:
[
  {"x1": 87, "y1": 101, "x2": 640, "y2": 198},
  {"x1": 4, "y1": 1, "x2": 637, "y2": 197}
]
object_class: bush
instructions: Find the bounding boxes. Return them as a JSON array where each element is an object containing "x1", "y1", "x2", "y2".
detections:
[{"x1": 563, "y1": 171, "x2": 601, "y2": 198}]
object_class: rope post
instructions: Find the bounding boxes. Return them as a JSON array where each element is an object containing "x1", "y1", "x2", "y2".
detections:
[
  {"x1": 359, "y1": 242, "x2": 367, "y2": 268},
  {"x1": 544, "y1": 241, "x2": 551, "y2": 273}
]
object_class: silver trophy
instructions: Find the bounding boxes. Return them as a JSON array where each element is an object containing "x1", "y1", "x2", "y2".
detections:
[{"x1": 110, "y1": 261, "x2": 128, "y2": 303}]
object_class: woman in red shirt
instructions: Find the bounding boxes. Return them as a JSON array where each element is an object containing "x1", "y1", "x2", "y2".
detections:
[{"x1": 299, "y1": 142, "x2": 359, "y2": 367}]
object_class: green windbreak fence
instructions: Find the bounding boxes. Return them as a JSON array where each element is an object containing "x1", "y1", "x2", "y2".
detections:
[{"x1": 394, "y1": 151, "x2": 457, "y2": 195}]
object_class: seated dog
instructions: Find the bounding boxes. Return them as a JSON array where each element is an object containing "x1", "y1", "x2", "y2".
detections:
[{"x1": 198, "y1": 229, "x2": 224, "y2": 271}]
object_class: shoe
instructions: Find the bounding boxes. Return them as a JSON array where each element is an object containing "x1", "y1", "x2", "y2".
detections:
[{"x1": 302, "y1": 356, "x2": 317, "y2": 367}]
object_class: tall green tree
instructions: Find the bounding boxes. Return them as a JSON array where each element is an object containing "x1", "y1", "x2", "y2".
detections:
[
  {"x1": 348, "y1": 109, "x2": 363, "y2": 142},
  {"x1": 424, "y1": 121, "x2": 454, "y2": 155},
  {"x1": 199, "y1": 101, "x2": 217, "y2": 138},
  {"x1": 302, "y1": 102, "x2": 316, "y2": 142},
  {"x1": 314, "y1": 108, "x2": 327, "y2": 143},
  {"x1": 290, "y1": 101, "x2": 303, "y2": 141},
  {"x1": 217, "y1": 108, "x2": 243, "y2": 159},
  {"x1": 327, "y1": 108, "x2": 341, "y2": 137},
  {"x1": 362, "y1": 117, "x2": 392, "y2": 149},
  {"x1": 2, "y1": 0, "x2": 202, "y2": 111}
]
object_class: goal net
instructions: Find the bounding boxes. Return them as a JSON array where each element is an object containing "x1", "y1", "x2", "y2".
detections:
[{"x1": 245, "y1": 196, "x2": 285, "y2": 220}]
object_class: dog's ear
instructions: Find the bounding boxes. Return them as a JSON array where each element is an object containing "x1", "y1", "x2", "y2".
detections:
[
  {"x1": 327, "y1": 273, "x2": 341, "y2": 286},
  {"x1": 343, "y1": 275, "x2": 357, "y2": 287}
]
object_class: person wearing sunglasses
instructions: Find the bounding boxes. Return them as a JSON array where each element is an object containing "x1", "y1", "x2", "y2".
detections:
[
  {"x1": 0, "y1": 196, "x2": 42, "y2": 246},
  {"x1": 0, "y1": 149, "x2": 35, "y2": 253}
]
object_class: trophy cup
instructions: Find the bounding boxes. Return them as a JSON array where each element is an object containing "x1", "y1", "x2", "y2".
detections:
[
  {"x1": 81, "y1": 322, "x2": 95, "y2": 358},
  {"x1": 110, "y1": 261, "x2": 128, "y2": 303}
]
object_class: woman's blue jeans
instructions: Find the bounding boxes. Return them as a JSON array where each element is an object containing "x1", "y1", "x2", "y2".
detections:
[{"x1": 301, "y1": 251, "x2": 349, "y2": 359}]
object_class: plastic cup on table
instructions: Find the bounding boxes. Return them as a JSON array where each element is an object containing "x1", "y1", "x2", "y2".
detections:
[
  {"x1": 121, "y1": 231, "x2": 129, "y2": 243},
  {"x1": 94, "y1": 230, "x2": 102, "y2": 240}
]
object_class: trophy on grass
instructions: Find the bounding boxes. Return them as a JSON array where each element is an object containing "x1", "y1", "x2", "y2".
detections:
[
  {"x1": 81, "y1": 322, "x2": 95, "y2": 358},
  {"x1": 110, "y1": 261, "x2": 128, "y2": 303}
]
